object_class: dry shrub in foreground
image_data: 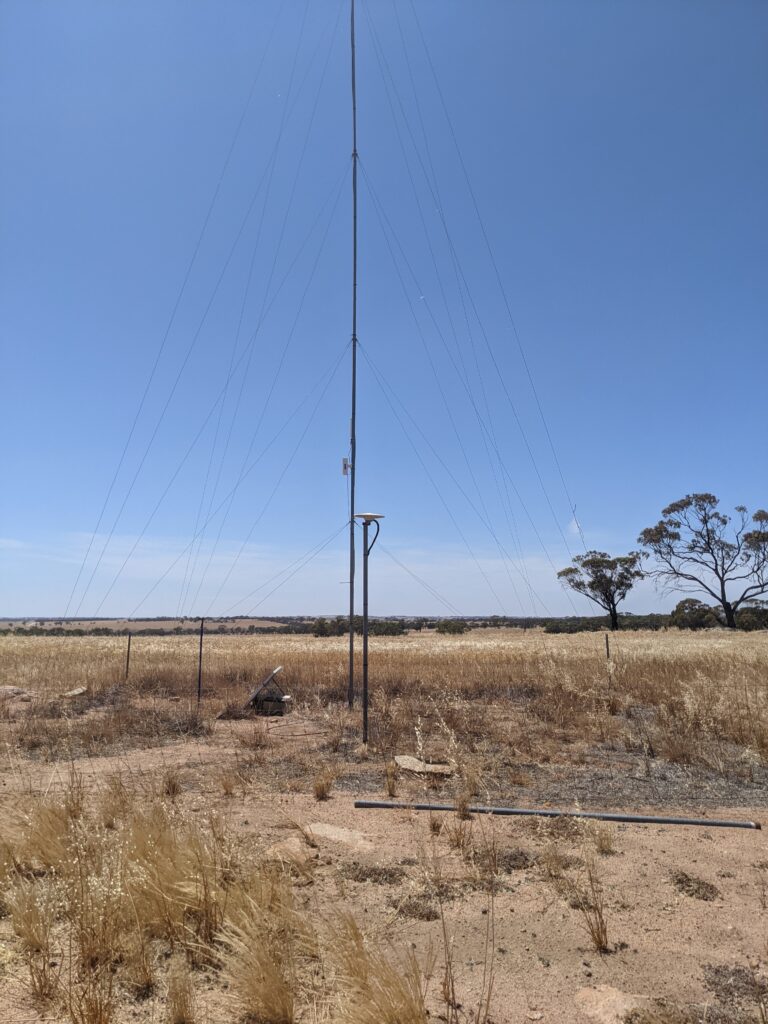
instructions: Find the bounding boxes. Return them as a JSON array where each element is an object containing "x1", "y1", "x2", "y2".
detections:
[
  {"x1": 313, "y1": 765, "x2": 337, "y2": 801},
  {"x1": 542, "y1": 848, "x2": 611, "y2": 954},
  {"x1": 569, "y1": 858, "x2": 610, "y2": 953},
  {"x1": 223, "y1": 918, "x2": 295, "y2": 1024},
  {"x1": 384, "y1": 759, "x2": 399, "y2": 797},
  {"x1": 331, "y1": 914, "x2": 429, "y2": 1024},
  {"x1": 1, "y1": 769, "x2": 487, "y2": 1023},
  {"x1": 6, "y1": 877, "x2": 61, "y2": 1001}
]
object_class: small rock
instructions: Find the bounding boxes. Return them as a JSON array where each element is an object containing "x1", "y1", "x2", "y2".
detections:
[
  {"x1": 575, "y1": 985, "x2": 647, "y2": 1023},
  {"x1": 264, "y1": 836, "x2": 313, "y2": 871},
  {"x1": 394, "y1": 754, "x2": 453, "y2": 777},
  {"x1": 307, "y1": 822, "x2": 374, "y2": 853}
]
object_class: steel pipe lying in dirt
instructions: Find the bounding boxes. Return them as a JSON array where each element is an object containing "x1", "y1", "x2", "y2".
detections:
[{"x1": 354, "y1": 800, "x2": 762, "y2": 830}]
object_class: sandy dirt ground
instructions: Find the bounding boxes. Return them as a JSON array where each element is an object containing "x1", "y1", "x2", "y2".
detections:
[{"x1": 1, "y1": 705, "x2": 766, "y2": 1024}]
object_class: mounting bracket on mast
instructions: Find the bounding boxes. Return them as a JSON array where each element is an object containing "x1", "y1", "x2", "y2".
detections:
[{"x1": 342, "y1": 458, "x2": 351, "y2": 476}]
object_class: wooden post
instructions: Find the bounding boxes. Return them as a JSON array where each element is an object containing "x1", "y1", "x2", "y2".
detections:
[
  {"x1": 197, "y1": 618, "x2": 205, "y2": 707},
  {"x1": 605, "y1": 633, "x2": 610, "y2": 661},
  {"x1": 125, "y1": 632, "x2": 132, "y2": 680}
]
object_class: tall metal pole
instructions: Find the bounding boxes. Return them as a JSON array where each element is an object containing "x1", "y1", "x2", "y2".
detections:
[
  {"x1": 362, "y1": 518, "x2": 369, "y2": 742},
  {"x1": 356, "y1": 514, "x2": 381, "y2": 744},
  {"x1": 197, "y1": 617, "x2": 205, "y2": 707},
  {"x1": 347, "y1": 0, "x2": 359, "y2": 709}
]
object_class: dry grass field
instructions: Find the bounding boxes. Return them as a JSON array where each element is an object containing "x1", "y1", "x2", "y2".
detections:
[{"x1": 1, "y1": 628, "x2": 767, "y2": 1024}]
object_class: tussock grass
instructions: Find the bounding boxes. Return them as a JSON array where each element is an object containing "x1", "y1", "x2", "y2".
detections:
[
  {"x1": 384, "y1": 759, "x2": 399, "y2": 797},
  {"x1": 331, "y1": 913, "x2": 429, "y2": 1024},
  {"x1": 313, "y1": 766, "x2": 337, "y2": 801},
  {"x1": 1, "y1": 769, "x2": 481, "y2": 1023}
]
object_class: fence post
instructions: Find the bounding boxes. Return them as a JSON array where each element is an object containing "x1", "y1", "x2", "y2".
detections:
[{"x1": 125, "y1": 632, "x2": 132, "y2": 680}]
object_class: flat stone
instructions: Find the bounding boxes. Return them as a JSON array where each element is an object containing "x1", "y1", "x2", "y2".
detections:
[
  {"x1": 395, "y1": 754, "x2": 453, "y2": 776},
  {"x1": 307, "y1": 822, "x2": 374, "y2": 852},
  {"x1": 574, "y1": 985, "x2": 646, "y2": 1023},
  {"x1": 61, "y1": 686, "x2": 87, "y2": 698},
  {"x1": 264, "y1": 836, "x2": 314, "y2": 871}
]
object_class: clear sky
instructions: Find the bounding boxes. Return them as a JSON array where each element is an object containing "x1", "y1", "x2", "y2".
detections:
[{"x1": 1, "y1": 0, "x2": 766, "y2": 618}]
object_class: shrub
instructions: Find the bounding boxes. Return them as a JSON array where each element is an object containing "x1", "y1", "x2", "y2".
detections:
[
  {"x1": 436, "y1": 620, "x2": 467, "y2": 635},
  {"x1": 670, "y1": 599, "x2": 720, "y2": 630}
]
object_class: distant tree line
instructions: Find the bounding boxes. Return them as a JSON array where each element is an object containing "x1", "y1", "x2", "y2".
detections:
[{"x1": 5, "y1": 603, "x2": 765, "y2": 639}]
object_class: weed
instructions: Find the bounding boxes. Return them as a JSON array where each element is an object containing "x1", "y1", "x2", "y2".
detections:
[
  {"x1": 444, "y1": 816, "x2": 474, "y2": 860},
  {"x1": 162, "y1": 768, "x2": 183, "y2": 800},
  {"x1": 313, "y1": 766, "x2": 336, "y2": 801},
  {"x1": 332, "y1": 913, "x2": 429, "y2": 1024},
  {"x1": 591, "y1": 822, "x2": 617, "y2": 856},
  {"x1": 542, "y1": 851, "x2": 610, "y2": 954},
  {"x1": 756, "y1": 862, "x2": 768, "y2": 911},
  {"x1": 454, "y1": 792, "x2": 472, "y2": 821},
  {"x1": 219, "y1": 770, "x2": 237, "y2": 798},
  {"x1": 574, "y1": 858, "x2": 610, "y2": 953},
  {"x1": 624, "y1": 1001, "x2": 696, "y2": 1024},
  {"x1": 325, "y1": 705, "x2": 348, "y2": 752},
  {"x1": 122, "y1": 929, "x2": 155, "y2": 1000},
  {"x1": 166, "y1": 958, "x2": 197, "y2": 1024},
  {"x1": 385, "y1": 759, "x2": 399, "y2": 797},
  {"x1": 238, "y1": 721, "x2": 272, "y2": 752},
  {"x1": 539, "y1": 843, "x2": 580, "y2": 881},
  {"x1": 222, "y1": 904, "x2": 296, "y2": 1024},
  {"x1": 7, "y1": 877, "x2": 61, "y2": 1001},
  {"x1": 459, "y1": 759, "x2": 482, "y2": 799}
]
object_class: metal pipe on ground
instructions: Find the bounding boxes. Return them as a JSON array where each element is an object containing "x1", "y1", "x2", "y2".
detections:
[{"x1": 354, "y1": 800, "x2": 761, "y2": 830}]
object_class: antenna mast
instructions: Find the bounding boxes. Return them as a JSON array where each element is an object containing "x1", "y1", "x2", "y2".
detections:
[{"x1": 347, "y1": 0, "x2": 359, "y2": 708}]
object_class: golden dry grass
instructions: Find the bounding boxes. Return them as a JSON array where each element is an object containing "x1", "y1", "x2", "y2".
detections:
[{"x1": 2, "y1": 628, "x2": 767, "y2": 773}]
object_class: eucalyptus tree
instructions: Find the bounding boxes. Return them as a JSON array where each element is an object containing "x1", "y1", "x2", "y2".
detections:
[
  {"x1": 639, "y1": 493, "x2": 768, "y2": 628},
  {"x1": 557, "y1": 550, "x2": 644, "y2": 630}
]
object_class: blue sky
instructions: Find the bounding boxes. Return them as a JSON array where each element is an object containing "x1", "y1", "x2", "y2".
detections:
[{"x1": 1, "y1": 0, "x2": 766, "y2": 618}]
